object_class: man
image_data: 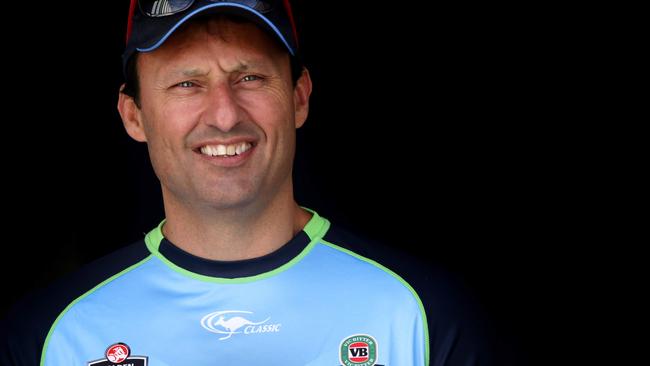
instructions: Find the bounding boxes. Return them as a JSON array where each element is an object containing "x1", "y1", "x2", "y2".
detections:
[{"x1": 1, "y1": 1, "x2": 494, "y2": 365}]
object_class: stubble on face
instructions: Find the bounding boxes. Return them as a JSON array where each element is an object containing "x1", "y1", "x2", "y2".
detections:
[{"x1": 136, "y1": 17, "x2": 298, "y2": 213}]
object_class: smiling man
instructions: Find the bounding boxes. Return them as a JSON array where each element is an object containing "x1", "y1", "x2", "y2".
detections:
[
  {"x1": 119, "y1": 14, "x2": 312, "y2": 262},
  {"x1": 0, "y1": 1, "x2": 495, "y2": 365}
]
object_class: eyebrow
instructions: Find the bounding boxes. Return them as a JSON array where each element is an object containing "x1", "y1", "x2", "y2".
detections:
[
  {"x1": 167, "y1": 60, "x2": 269, "y2": 79},
  {"x1": 224, "y1": 60, "x2": 267, "y2": 73},
  {"x1": 180, "y1": 68, "x2": 210, "y2": 77}
]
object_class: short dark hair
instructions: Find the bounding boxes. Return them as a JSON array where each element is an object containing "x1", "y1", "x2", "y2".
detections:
[{"x1": 122, "y1": 53, "x2": 141, "y2": 106}]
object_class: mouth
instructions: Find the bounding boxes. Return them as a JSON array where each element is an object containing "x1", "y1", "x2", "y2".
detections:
[{"x1": 196, "y1": 141, "x2": 255, "y2": 158}]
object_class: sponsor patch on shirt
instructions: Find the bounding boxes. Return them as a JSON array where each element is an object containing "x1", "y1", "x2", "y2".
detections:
[
  {"x1": 87, "y1": 343, "x2": 148, "y2": 366},
  {"x1": 200, "y1": 310, "x2": 281, "y2": 340},
  {"x1": 340, "y1": 334, "x2": 380, "y2": 366}
]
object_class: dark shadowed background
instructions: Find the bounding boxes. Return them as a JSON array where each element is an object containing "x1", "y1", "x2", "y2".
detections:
[{"x1": 0, "y1": 2, "x2": 585, "y2": 365}]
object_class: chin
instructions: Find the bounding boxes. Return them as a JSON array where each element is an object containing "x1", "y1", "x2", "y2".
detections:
[{"x1": 201, "y1": 189, "x2": 257, "y2": 210}]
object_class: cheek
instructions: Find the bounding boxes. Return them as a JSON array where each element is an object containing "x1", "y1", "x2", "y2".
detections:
[
  {"x1": 241, "y1": 90, "x2": 295, "y2": 129},
  {"x1": 142, "y1": 101, "x2": 199, "y2": 147}
]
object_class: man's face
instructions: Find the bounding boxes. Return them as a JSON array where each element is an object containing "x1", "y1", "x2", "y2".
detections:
[{"x1": 124, "y1": 18, "x2": 309, "y2": 210}]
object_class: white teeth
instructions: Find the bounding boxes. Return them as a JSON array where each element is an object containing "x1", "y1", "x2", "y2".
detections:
[{"x1": 200, "y1": 142, "x2": 253, "y2": 157}]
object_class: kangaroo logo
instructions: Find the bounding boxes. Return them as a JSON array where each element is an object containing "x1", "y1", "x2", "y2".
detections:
[{"x1": 200, "y1": 310, "x2": 280, "y2": 340}]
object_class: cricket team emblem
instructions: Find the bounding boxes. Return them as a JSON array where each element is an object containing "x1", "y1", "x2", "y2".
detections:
[{"x1": 339, "y1": 334, "x2": 378, "y2": 366}]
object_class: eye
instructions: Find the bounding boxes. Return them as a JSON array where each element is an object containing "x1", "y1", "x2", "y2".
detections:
[
  {"x1": 176, "y1": 81, "x2": 196, "y2": 88},
  {"x1": 241, "y1": 75, "x2": 262, "y2": 83}
]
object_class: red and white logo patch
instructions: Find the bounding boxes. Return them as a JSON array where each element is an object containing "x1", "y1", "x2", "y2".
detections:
[
  {"x1": 87, "y1": 343, "x2": 147, "y2": 366},
  {"x1": 348, "y1": 341, "x2": 370, "y2": 362},
  {"x1": 106, "y1": 343, "x2": 130, "y2": 363},
  {"x1": 340, "y1": 334, "x2": 378, "y2": 366}
]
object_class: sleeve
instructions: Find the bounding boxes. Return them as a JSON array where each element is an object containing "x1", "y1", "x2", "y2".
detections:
[
  {"x1": 423, "y1": 278, "x2": 492, "y2": 366},
  {"x1": 390, "y1": 253, "x2": 500, "y2": 366},
  {"x1": 0, "y1": 240, "x2": 151, "y2": 366},
  {"x1": 321, "y1": 224, "x2": 508, "y2": 365},
  {"x1": 0, "y1": 293, "x2": 48, "y2": 366}
]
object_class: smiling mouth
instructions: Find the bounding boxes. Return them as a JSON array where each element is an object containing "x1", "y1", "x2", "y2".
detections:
[{"x1": 197, "y1": 142, "x2": 254, "y2": 157}]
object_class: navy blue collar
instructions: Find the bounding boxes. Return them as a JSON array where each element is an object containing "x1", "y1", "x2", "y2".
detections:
[{"x1": 158, "y1": 231, "x2": 311, "y2": 278}]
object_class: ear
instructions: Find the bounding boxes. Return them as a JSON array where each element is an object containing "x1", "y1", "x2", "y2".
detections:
[
  {"x1": 293, "y1": 68, "x2": 312, "y2": 129},
  {"x1": 117, "y1": 84, "x2": 147, "y2": 142}
]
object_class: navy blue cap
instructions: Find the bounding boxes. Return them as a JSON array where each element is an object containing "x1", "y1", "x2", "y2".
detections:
[{"x1": 123, "y1": 0, "x2": 299, "y2": 75}]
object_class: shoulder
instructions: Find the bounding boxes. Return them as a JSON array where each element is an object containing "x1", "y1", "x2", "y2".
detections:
[
  {"x1": 0, "y1": 240, "x2": 151, "y2": 366},
  {"x1": 314, "y1": 225, "x2": 425, "y2": 308},
  {"x1": 320, "y1": 223, "x2": 500, "y2": 366},
  {"x1": 320, "y1": 223, "x2": 467, "y2": 306}
]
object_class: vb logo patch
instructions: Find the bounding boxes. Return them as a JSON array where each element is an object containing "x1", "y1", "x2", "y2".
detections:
[
  {"x1": 87, "y1": 343, "x2": 148, "y2": 366},
  {"x1": 339, "y1": 334, "x2": 378, "y2": 366}
]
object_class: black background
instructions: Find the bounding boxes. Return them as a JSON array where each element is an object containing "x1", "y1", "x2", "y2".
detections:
[{"x1": 0, "y1": 2, "x2": 582, "y2": 365}]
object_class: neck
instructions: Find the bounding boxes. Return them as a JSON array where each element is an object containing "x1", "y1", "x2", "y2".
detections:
[{"x1": 160, "y1": 185, "x2": 311, "y2": 261}]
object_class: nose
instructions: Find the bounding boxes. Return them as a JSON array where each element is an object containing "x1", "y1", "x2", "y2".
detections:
[{"x1": 200, "y1": 83, "x2": 241, "y2": 132}]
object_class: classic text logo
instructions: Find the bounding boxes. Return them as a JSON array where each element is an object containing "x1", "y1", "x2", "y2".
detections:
[{"x1": 200, "y1": 310, "x2": 281, "y2": 340}]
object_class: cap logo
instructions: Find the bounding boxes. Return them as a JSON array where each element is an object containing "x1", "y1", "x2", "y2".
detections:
[
  {"x1": 148, "y1": 0, "x2": 174, "y2": 17},
  {"x1": 143, "y1": 0, "x2": 275, "y2": 18},
  {"x1": 213, "y1": 0, "x2": 274, "y2": 13}
]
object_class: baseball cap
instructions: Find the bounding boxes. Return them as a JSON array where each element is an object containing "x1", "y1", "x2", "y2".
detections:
[{"x1": 123, "y1": 0, "x2": 300, "y2": 74}]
